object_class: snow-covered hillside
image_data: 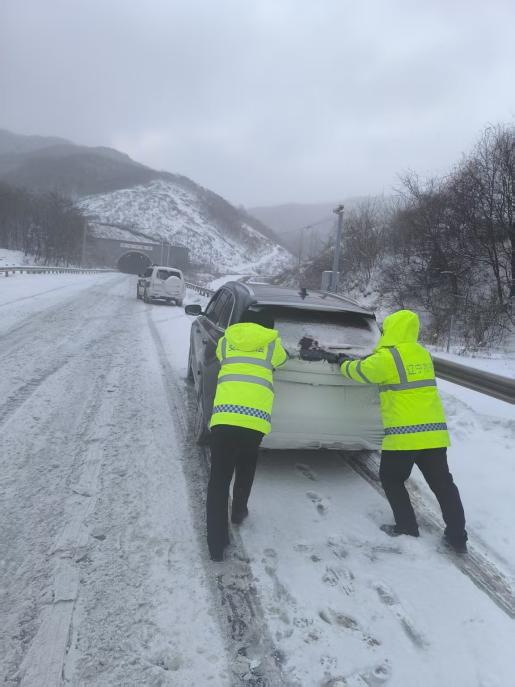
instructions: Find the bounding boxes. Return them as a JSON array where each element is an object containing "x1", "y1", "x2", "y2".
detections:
[{"x1": 79, "y1": 179, "x2": 293, "y2": 274}]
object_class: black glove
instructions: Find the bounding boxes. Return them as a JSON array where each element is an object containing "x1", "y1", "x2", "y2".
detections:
[
  {"x1": 337, "y1": 353, "x2": 352, "y2": 366},
  {"x1": 320, "y1": 350, "x2": 339, "y2": 364},
  {"x1": 299, "y1": 348, "x2": 325, "y2": 361},
  {"x1": 321, "y1": 351, "x2": 353, "y2": 365}
]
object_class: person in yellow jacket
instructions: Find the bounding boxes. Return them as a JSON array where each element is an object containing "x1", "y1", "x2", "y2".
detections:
[
  {"x1": 207, "y1": 308, "x2": 287, "y2": 561},
  {"x1": 339, "y1": 309, "x2": 468, "y2": 553}
]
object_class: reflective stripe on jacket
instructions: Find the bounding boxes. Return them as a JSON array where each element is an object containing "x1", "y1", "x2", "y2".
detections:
[
  {"x1": 209, "y1": 322, "x2": 288, "y2": 435},
  {"x1": 340, "y1": 310, "x2": 450, "y2": 450}
]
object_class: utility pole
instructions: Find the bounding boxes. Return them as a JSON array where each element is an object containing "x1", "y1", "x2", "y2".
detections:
[
  {"x1": 81, "y1": 221, "x2": 88, "y2": 267},
  {"x1": 330, "y1": 204, "x2": 344, "y2": 292},
  {"x1": 298, "y1": 225, "x2": 308, "y2": 280}
]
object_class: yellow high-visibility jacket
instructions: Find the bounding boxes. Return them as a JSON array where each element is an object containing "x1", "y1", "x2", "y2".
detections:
[
  {"x1": 340, "y1": 310, "x2": 450, "y2": 450},
  {"x1": 209, "y1": 322, "x2": 288, "y2": 435}
]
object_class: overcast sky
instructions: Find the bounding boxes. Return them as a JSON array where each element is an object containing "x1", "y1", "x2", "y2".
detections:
[{"x1": 1, "y1": 0, "x2": 514, "y2": 206}]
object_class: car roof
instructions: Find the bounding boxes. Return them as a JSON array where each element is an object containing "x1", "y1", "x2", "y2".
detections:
[
  {"x1": 153, "y1": 265, "x2": 183, "y2": 272},
  {"x1": 224, "y1": 281, "x2": 374, "y2": 316}
]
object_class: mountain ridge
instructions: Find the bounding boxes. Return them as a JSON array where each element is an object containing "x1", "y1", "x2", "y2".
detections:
[{"x1": 0, "y1": 129, "x2": 292, "y2": 273}]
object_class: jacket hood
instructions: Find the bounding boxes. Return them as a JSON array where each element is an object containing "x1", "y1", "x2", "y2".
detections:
[
  {"x1": 225, "y1": 322, "x2": 278, "y2": 351},
  {"x1": 376, "y1": 310, "x2": 420, "y2": 348}
]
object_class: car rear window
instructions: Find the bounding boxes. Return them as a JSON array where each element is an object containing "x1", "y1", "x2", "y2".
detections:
[
  {"x1": 267, "y1": 306, "x2": 379, "y2": 354},
  {"x1": 157, "y1": 269, "x2": 181, "y2": 280}
]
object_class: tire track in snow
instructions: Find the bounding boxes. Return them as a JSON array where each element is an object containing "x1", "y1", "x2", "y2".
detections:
[
  {"x1": 147, "y1": 312, "x2": 289, "y2": 687},
  {"x1": 0, "y1": 359, "x2": 72, "y2": 428},
  {"x1": 63, "y1": 300, "x2": 230, "y2": 686},
  {"x1": 19, "y1": 401, "x2": 119, "y2": 686},
  {"x1": 16, "y1": 326, "x2": 124, "y2": 686},
  {"x1": 0, "y1": 282, "x2": 79, "y2": 309},
  {"x1": 0, "y1": 329, "x2": 121, "y2": 431},
  {"x1": 1, "y1": 278, "x2": 128, "y2": 685},
  {"x1": 0, "y1": 278, "x2": 127, "y2": 431},
  {"x1": 0, "y1": 274, "x2": 123, "y2": 355}
]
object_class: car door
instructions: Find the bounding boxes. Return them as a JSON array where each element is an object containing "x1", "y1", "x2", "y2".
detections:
[
  {"x1": 190, "y1": 291, "x2": 217, "y2": 383},
  {"x1": 200, "y1": 289, "x2": 233, "y2": 413},
  {"x1": 189, "y1": 289, "x2": 225, "y2": 383}
]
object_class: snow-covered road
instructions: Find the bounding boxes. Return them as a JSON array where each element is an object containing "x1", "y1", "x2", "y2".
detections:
[{"x1": 1, "y1": 273, "x2": 514, "y2": 686}]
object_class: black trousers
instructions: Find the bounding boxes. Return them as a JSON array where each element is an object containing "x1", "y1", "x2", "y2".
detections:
[
  {"x1": 206, "y1": 425, "x2": 263, "y2": 557},
  {"x1": 379, "y1": 448, "x2": 467, "y2": 543}
]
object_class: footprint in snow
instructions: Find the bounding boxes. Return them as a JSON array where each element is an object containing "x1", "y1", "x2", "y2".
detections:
[
  {"x1": 306, "y1": 491, "x2": 329, "y2": 515},
  {"x1": 319, "y1": 608, "x2": 381, "y2": 648},
  {"x1": 262, "y1": 548, "x2": 278, "y2": 574},
  {"x1": 363, "y1": 542, "x2": 403, "y2": 562},
  {"x1": 263, "y1": 549, "x2": 297, "y2": 608},
  {"x1": 322, "y1": 565, "x2": 354, "y2": 595},
  {"x1": 327, "y1": 536, "x2": 349, "y2": 560},
  {"x1": 296, "y1": 463, "x2": 318, "y2": 481},
  {"x1": 344, "y1": 661, "x2": 392, "y2": 686},
  {"x1": 374, "y1": 582, "x2": 428, "y2": 649}
]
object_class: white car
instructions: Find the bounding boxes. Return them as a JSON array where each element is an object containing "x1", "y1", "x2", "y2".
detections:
[
  {"x1": 186, "y1": 282, "x2": 384, "y2": 451},
  {"x1": 137, "y1": 265, "x2": 185, "y2": 306}
]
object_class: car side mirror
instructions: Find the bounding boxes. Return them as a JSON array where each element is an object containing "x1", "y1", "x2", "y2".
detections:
[{"x1": 185, "y1": 304, "x2": 203, "y2": 316}]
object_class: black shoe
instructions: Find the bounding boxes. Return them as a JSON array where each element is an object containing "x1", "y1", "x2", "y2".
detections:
[
  {"x1": 443, "y1": 535, "x2": 468, "y2": 554},
  {"x1": 380, "y1": 524, "x2": 419, "y2": 538},
  {"x1": 231, "y1": 507, "x2": 249, "y2": 525}
]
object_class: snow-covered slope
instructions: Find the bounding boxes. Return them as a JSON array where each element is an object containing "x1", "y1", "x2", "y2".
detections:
[
  {"x1": 79, "y1": 179, "x2": 293, "y2": 274},
  {"x1": 0, "y1": 248, "x2": 36, "y2": 267}
]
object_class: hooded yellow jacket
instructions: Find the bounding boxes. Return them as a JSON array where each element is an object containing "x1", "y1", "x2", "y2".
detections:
[
  {"x1": 340, "y1": 310, "x2": 450, "y2": 450},
  {"x1": 209, "y1": 323, "x2": 288, "y2": 435}
]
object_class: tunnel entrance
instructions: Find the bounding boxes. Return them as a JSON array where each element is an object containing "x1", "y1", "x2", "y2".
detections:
[{"x1": 117, "y1": 251, "x2": 152, "y2": 274}]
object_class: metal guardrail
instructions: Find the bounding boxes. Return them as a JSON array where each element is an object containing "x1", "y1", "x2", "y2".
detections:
[
  {"x1": 1, "y1": 265, "x2": 114, "y2": 277},
  {"x1": 433, "y1": 356, "x2": 515, "y2": 404},
  {"x1": 184, "y1": 280, "x2": 515, "y2": 404},
  {"x1": 185, "y1": 281, "x2": 215, "y2": 297}
]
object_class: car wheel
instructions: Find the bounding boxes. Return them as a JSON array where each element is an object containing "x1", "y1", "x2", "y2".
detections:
[
  {"x1": 176, "y1": 299, "x2": 183, "y2": 307},
  {"x1": 193, "y1": 379, "x2": 210, "y2": 445}
]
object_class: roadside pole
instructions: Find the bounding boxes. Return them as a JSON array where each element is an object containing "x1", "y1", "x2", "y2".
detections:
[
  {"x1": 330, "y1": 204, "x2": 344, "y2": 292},
  {"x1": 81, "y1": 222, "x2": 88, "y2": 267}
]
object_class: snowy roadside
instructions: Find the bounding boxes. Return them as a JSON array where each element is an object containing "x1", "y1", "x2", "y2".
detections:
[{"x1": 433, "y1": 350, "x2": 515, "y2": 379}]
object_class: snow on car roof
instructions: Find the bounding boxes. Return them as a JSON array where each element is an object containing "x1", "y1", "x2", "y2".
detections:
[{"x1": 242, "y1": 283, "x2": 374, "y2": 316}]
